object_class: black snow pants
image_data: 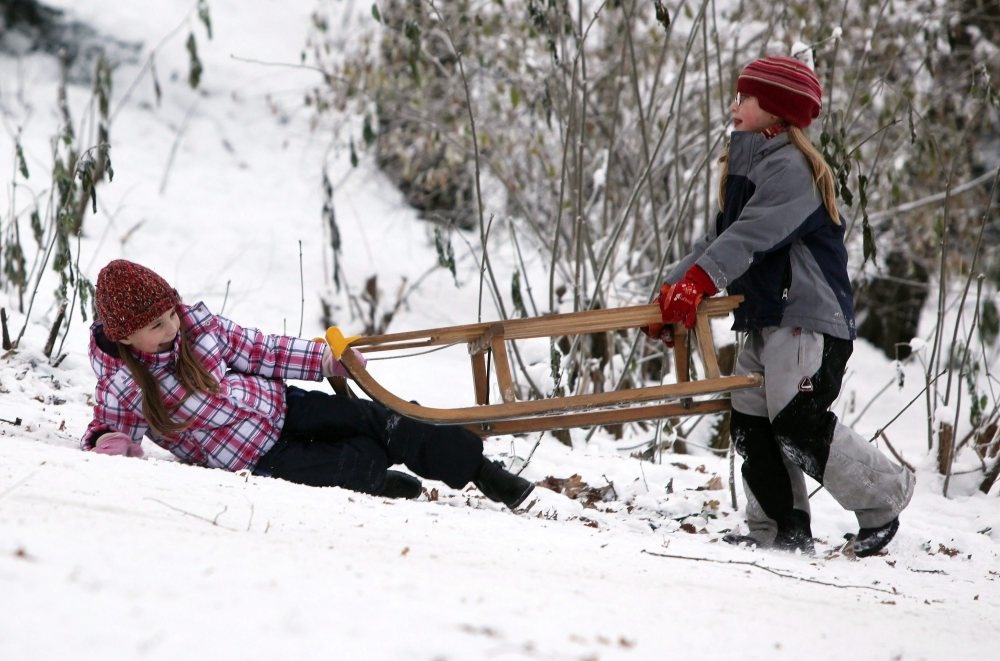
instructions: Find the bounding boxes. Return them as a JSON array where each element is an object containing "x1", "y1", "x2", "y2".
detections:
[{"x1": 253, "y1": 386, "x2": 484, "y2": 495}]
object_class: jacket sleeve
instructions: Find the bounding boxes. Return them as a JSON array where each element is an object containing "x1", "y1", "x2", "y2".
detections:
[
  {"x1": 694, "y1": 156, "x2": 822, "y2": 290},
  {"x1": 665, "y1": 230, "x2": 716, "y2": 285},
  {"x1": 81, "y1": 375, "x2": 151, "y2": 449},
  {"x1": 214, "y1": 314, "x2": 325, "y2": 382}
]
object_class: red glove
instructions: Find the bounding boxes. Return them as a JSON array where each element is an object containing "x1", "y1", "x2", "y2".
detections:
[
  {"x1": 642, "y1": 320, "x2": 675, "y2": 348},
  {"x1": 658, "y1": 265, "x2": 718, "y2": 329}
]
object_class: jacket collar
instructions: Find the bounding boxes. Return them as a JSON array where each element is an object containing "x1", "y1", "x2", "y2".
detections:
[
  {"x1": 129, "y1": 340, "x2": 179, "y2": 368},
  {"x1": 727, "y1": 130, "x2": 790, "y2": 177}
]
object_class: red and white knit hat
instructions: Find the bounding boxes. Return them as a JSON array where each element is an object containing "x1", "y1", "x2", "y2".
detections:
[
  {"x1": 737, "y1": 56, "x2": 822, "y2": 128},
  {"x1": 95, "y1": 260, "x2": 179, "y2": 342}
]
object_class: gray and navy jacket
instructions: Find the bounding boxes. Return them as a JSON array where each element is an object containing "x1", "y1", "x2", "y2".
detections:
[{"x1": 666, "y1": 131, "x2": 856, "y2": 340}]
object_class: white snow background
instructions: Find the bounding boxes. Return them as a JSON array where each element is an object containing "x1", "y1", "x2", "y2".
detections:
[{"x1": 1, "y1": 2, "x2": 998, "y2": 659}]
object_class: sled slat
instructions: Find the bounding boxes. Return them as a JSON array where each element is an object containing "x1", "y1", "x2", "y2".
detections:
[
  {"x1": 353, "y1": 298, "x2": 741, "y2": 352},
  {"x1": 490, "y1": 335, "x2": 516, "y2": 403},
  {"x1": 341, "y1": 344, "x2": 759, "y2": 425},
  {"x1": 470, "y1": 351, "x2": 489, "y2": 405},
  {"x1": 467, "y1": 399, "x2": 733, "y2": 436},
  {"x1": 333, "y1": 295, "x2": 759, "y2": 435},
  {"x1": 695, "y1": 314, "x2": 721, "y2": 380},
  {"x1": 673, "y1": 325, "x2": 690, "y2": 383}
]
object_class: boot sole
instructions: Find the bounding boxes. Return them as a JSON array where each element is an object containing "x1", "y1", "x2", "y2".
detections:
[
  {"x1": 852, "y1": 518, "x2": 900, "y2": 558},
  {"x1": 507, "y1": 483, "x2": 535, "y2": 509}
]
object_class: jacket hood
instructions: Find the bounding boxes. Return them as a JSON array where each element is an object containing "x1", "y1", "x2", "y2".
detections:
[{"x1": 89, "y1": 321, "x2": 124, "y2": 380}]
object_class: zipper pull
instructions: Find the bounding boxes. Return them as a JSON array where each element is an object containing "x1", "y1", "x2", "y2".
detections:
[{"x1": 782, "y1": 288, "x2": 789, "y2": 301}]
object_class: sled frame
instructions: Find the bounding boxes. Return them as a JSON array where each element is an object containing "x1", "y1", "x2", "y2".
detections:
[{"x1": 337, "y1": 296, "x2": 760, "y2": 436}]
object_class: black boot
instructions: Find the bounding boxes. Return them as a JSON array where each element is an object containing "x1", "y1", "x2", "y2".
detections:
[
  {"x1": 852, "y1": 517, "x2": 899, "y2": 557},
  {"x1": 474, "y1": 459, "x2": 534, "y2": 509},
  {"x1": 722, "y1": 533, "x2": 760, "y2": 547},
  {"x1": 773, "y1": 510, "x2": 815, "y2": 555},
  {"x1": 380, "y1": 470, "x2": 422, "y2": 499}
]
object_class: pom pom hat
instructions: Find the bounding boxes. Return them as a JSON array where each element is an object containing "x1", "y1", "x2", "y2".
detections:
[
  {"x1": 737, "y1": 56, "x2": 822, "y2": 128},
  {"x1": 95, "y1": 260, "x2": 179, "y2": 342}
]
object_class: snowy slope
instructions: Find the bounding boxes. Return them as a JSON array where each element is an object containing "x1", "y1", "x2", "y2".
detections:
[{"x1": 1, "y1": 2, "x2": 998, "y2": 660}]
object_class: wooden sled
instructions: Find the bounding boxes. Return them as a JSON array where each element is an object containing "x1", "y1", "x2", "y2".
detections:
[{"x1": 330, "y1": 295, "x2": 761, "y2": 436}]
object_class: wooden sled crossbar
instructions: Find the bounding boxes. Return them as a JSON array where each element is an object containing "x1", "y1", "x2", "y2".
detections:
[{"x1": 336, "y1": 296, "x2": 761, "y2": 436}]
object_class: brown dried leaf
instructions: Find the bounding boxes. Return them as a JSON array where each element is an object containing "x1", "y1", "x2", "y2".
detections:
[
  {"x1": 539, "y1": 474, "x2": 614, "y2": 508},
  {"x1": 937, "y1": 543, "x2": 960, "y2": 557},
  {"x1": 699, "y1": 476, "x2": 724, "y2": 491}
]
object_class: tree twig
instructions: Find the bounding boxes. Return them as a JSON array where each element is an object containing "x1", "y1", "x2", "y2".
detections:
[
  {"x1": 146, "y1": 497, "x2": 233, "y2": 529},
  {"x1": 297, "y1": 240, "x2": 305, "y2": 337},
  {"x1": 42, "y1": 303, "x2": 66, "y2": 358},
  {"x1": 866, "y1": 168, "x2": 999, "y2": 222},
  {"x1": 0, "y1": 462, "x2": 43, "y2": 501},
  {"x1": 640, "y1": 549, "x2": 900, "y2": 595},
  {"x1": 879, "y1": 431, "x2": 915, "y2": 473},
  {"x1": 1, "y1": 307, "x2": 11, "y2": 350},
  {"x1": 158, "y1": 100, "x2": 197, "y2": 194},
  {"x1": 869, "y1": 369, "x2": 948, "y2": 443}
]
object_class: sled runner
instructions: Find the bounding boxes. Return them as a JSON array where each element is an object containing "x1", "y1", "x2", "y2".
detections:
[{"x1": 325, "y1": 296, "x2": 761, "y2": 436}]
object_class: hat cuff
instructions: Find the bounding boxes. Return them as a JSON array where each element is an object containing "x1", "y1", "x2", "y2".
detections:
[
  {"x1": 105, "y1": 294, "x2": 178, "y2": 342},
  {"x1": 737, "y1": 77, "x2": 815, "y2": 128}
]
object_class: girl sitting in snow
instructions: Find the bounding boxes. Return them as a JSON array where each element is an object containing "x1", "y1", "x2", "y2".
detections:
[
  {"x1": 652, "y1": 56, "x2": 915, "y2": 556},
  {"x1": 81, "y1": 259, "x2": 534, "y2": 509}
]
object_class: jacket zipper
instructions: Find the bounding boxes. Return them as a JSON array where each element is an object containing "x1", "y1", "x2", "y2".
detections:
[{"x1": 781, "y1": 257, "x2": 793, "y2": 301}]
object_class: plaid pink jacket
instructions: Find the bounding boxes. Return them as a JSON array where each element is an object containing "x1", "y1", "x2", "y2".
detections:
[{"x1": 82, "y1": 302, "x2": 325, "y2": 471}]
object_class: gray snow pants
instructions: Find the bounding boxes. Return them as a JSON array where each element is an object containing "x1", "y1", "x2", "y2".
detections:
[{"x1": 729, "y1": 327, "x2": 915, "y2": 545}]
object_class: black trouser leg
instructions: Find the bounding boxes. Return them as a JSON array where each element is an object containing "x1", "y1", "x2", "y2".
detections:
[
  {"x1": 770, "y1": 336, "x2": 852, "y2": 483},
  {"x1": 260, "y1": 388, "x2": 483, "y2": 491},
  {"x1": 731, "y1": 410, "x2": 794, "y2": 523},
  {"x1": 263, "y1": 434, "x2": 390, "y2": 493},
  {"x1": 382, "y1": 412, "x2": 485, "y2": 489}
]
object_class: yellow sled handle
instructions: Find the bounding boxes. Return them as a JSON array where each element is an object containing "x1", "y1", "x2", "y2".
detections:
[{"x1": 323, "y1": 326, "x2": 361, "y2": 359}]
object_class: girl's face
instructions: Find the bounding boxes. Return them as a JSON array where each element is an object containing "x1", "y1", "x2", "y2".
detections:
[
  {"x1": 121, "y1": 308, "x2": 180, "y2": 354},
  {"x1": 731, "y1": 93, "x2": 782, "y2": 133}
]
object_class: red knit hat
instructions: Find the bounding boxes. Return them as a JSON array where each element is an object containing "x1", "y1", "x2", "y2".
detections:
[
  {"x1": 95, "y1": 260, "x2": 179, "y2": 342},
  {"x1": 737, "y1": 56, "x2": 822, "y2": 128}
]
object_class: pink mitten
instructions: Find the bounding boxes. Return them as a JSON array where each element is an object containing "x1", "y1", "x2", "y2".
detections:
[
  {"x1": 92, "y1": 432, "x2": 144, "y2": 458},
  {"x1": 321, "y1": 346, "x2": 368, "y2": 379}
]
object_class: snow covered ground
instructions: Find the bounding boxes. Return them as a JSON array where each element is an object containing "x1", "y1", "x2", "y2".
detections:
[{"x1": 1, "y1": 2, "x2": 998, "y2": 659}]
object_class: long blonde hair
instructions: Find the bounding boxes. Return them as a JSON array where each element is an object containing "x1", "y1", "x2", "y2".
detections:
[
  {"x1": 717, "y1": 125, "x2": 840, "y2": 224},
  {"x1": 119, "y1": 323, "x2": 219, "y2": 437}
]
